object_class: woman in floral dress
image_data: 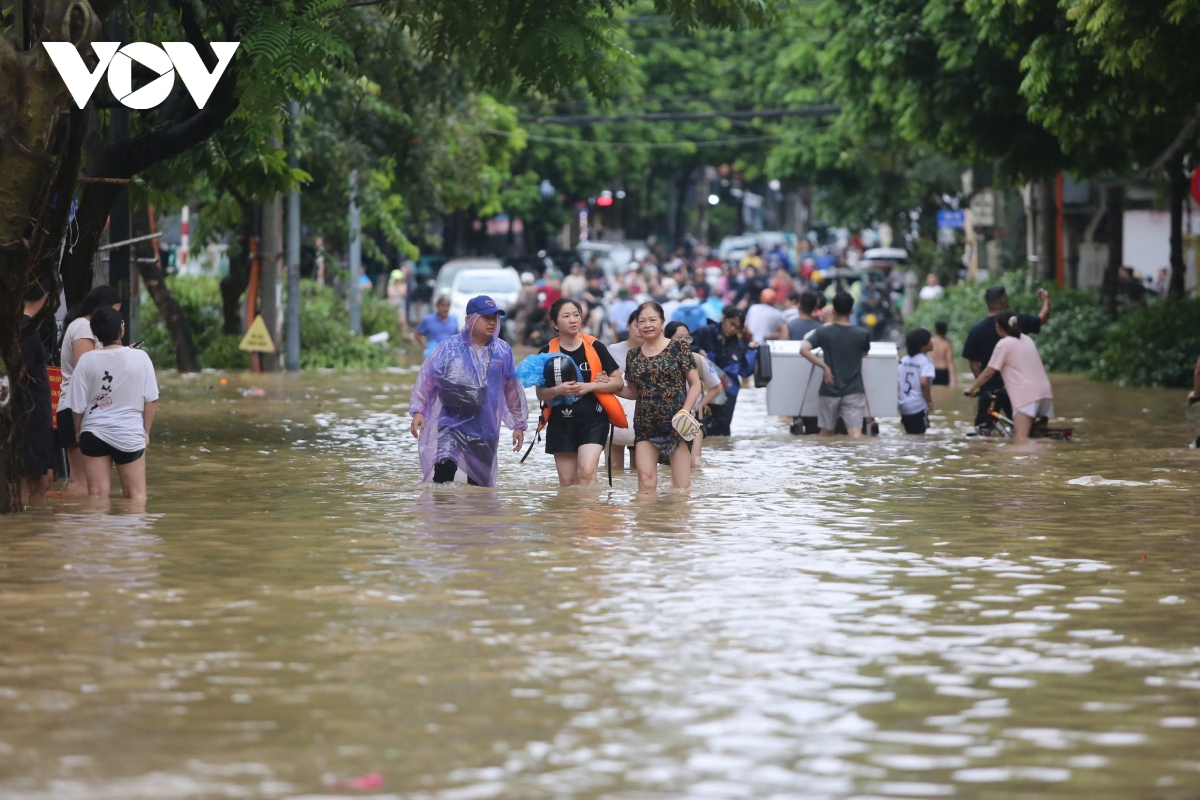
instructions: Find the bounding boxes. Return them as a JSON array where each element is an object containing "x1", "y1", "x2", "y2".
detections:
[{"x1": 617, "y1": 302, "x2": 701, "y2": 493}]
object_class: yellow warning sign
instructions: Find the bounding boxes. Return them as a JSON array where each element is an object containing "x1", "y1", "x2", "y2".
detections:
[{"x1": 239, "y1": 315, "x2": 276, "y2": 353}]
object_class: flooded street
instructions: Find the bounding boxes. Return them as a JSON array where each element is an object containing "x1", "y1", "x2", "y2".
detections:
[{"x1": 1, "y1": 371, "x2": 1198, "y2": 799}]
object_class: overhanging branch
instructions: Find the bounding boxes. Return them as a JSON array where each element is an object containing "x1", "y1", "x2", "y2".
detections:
[{"x1": 1131, "y1": 117, "x2": 1197, "y2": 181}]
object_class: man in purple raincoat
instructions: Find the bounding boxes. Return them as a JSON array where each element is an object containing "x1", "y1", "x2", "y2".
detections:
[{"x1": 409, "y1": 296, "x2": 528, "y2": 486}]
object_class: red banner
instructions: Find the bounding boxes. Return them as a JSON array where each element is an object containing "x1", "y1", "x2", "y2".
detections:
[
  {"x1": 1192, "y1": 166, "x2": 1200, "y2": 207},
  {"x1": 48, "y1": 367, "x2": 62, "y2": 429}
]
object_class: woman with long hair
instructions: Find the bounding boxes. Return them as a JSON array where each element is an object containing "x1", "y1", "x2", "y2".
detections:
[
  {"x1": 617, "y1": 302, "x2": 701, "y2": 493},
  {"x1": 57, "y1": 284, "x2": 122, "y2": 495},
  {"x1": 664, "y1": 321, "x2": 723, "y2": 469},
  {"x1": 536, "y1": 298, "x2": 623, "y2": 486},
  {"x1": 964, "y1": 310, "x2": 1054, "y2": 441}
]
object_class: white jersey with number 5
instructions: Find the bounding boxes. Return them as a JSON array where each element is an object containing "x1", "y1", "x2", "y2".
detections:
[{"x1": 898, "y1": 353, "x2": 935, "y2": 415}]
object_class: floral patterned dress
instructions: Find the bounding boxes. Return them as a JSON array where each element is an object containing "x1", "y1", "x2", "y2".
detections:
[{"x1": 625, "y1": 339, "x2": 694, "y2": 453}]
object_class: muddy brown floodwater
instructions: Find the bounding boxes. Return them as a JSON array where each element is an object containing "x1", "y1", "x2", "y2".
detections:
[{"x1": 1, "y1": 370, "x2": 1198, "y2": 799}]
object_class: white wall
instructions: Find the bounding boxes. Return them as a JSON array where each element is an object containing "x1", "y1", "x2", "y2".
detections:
[
  {"x1": 1124, "y1": 205, "x2": 1200, "y2": 292},
  {"x1": 1123, "y1": 210, "x2": 1171, "y2": 276}
]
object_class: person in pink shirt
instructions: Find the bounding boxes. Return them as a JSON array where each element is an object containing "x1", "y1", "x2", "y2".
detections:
[{"x1": 963, "y1": 310, "x2": 1054, "y2": 440}]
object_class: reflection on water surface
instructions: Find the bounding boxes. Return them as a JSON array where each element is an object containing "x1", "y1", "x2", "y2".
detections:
[{"x1": 1, "y1": 371, "x2": 1198, "y2": 799}]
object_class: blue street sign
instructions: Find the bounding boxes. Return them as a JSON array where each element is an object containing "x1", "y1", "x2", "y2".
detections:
[{"x1": 937, "y1": 210, "x2": 965, "y2": 230}]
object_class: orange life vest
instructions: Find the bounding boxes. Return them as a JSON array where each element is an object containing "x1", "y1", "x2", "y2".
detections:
[{"x1": 543, "y1": 334, "x2": 629, "y2": 429}]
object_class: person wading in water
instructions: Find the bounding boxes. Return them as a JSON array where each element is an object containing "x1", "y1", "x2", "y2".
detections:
[
  {"x1": 615, "y1": 302, "x2": 701, "y2": 493},
  {"x1": 536, "y1": 298, "x2": 624, "y2": 486},
  {"x1": 409, "y1": 296, "x2": 527, "y2": 487}
]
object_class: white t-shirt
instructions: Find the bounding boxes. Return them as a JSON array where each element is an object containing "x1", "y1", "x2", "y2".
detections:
[
  {"x1": 744, "y1": 303, "x2": 786, "y2": 344},
  {"x1": 898, "y1": 353, "x2": 936, "y2": 415},
  {"x1": 62, "y1": 347, "x2": 159, "y2": 453},
  {"x1": 59, "y1": 317, "x2": 97, "y2": 408},
  {"x1": 919, "y1": 285, "x2": 944, "y2": 301},
  {"x1": 608, "y1": 341, "x2": 631, "y2": 372}
]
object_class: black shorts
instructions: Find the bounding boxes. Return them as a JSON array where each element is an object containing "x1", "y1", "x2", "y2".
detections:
[
  {"x1": 22, "y1": 429, "x2": 56, "y2": 478},
  {"x1": 933, "y1": 368, "x2": 950, "y2": 386},
  {"x1": 545, "y1": 414, "x2": 610, "y2": 454},
  {"x1": 901, "y1": 411, "x2": 929, "y2": 434},
  {"x1": 56, "y1": 407, "x2": 78, "y2": 449},
  {"x1": 78, "y1": 432, "x2": 144, "y2": 465}
]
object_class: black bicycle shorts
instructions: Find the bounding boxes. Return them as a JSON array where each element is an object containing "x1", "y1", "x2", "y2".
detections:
[
  {"x1": 545, "y1": 415, "x2": 610, "y2": 454},
  {"x1": 78, "y1": 432, "x2": 144, "y2": 465}
]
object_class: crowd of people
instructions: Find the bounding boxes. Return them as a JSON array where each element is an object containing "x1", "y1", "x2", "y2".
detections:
[
  {"x1": 10, "y1": 239, "x2": 1196, "y2": 506},
  {"x1": 406, "y1": 272, "x2": 1080, "y2": 496}
]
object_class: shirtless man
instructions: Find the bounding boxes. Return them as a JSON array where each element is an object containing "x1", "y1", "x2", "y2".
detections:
[{"x1": 931, "y1": 321, "x2": 957, "y2": 386}]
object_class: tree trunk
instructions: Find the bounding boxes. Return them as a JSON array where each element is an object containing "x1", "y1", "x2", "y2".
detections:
[
  {"x1": 139, "y1": 258, "x2": 201, "y2": 372},
  {"x1": 0, "y1": 1, "x2": 103, "y2": 513},
  {"x1": 1169, "y1": 159, "x2": 1187, "y2": 300},
  {"x1": 1102, "y1": 183, "x2": 1124, "y2": 319},
  {"x1": 126, "y1": 205, "x2": 200, "y2": 372},
  {"x1": 1039, "y1": 179, "x2": 1057, "y2": 282}
]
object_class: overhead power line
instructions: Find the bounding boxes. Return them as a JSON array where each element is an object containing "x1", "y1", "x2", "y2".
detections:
[
  {"x1": 476, "y1": 128, "x2": 784, "y2": 149},
  {"x1": 520, "y1": 105, "x2": 841, "y2": 125}
]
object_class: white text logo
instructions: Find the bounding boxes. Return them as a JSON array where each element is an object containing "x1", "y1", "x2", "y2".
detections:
[{"x1": 44, "y1": 42, "x2": 239, "y2": 110}]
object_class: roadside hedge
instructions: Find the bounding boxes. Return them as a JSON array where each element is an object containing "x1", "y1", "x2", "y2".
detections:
[
  {"x1": 142, "y1": 276, "x2": 408, "y2": 370},
  {"x1": 906, "y1": 274, "x2": 1200, "y2": 388}
]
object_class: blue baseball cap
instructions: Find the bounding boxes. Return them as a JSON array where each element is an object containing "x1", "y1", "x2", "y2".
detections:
[{"x1": 466, "y1": 295, "x2": 506, "y2": 317}]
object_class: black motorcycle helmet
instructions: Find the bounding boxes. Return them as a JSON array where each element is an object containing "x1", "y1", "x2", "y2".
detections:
[{"x1": 543, "y1": 354, "x2": 578, "y2": 388}]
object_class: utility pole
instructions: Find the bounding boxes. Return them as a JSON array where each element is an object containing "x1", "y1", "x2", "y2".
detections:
[
  {"x1": 108, "y1": 10, "x2": 131, "y2": 343},
  {"x1": 348, "y1": 170, "x2": 362, "y2": 335},
  {"x1": 260, "y1": 192, "x2": 284, "y2": 371},
  {"x1": 285, "y1": 100, "x2": 302, "y2": 372}
]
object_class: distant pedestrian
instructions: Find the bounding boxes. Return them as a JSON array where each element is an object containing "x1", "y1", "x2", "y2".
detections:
[
  {"x1": 58, "y1": 285, "x2": 123, "y2": 496},
  {"x1": 744, "y1": 287, "x2": 788, "y2": 344},
  {"x1": 414, "y1": 296, "x2": 458, "y2": 358},
  {"x1": 786, "y1": 292, "x2": 821, "y2": 341},
  {"x1": 691, "y1": 307, "x2": 754, "y2": 437},
  {"x1": 409, "y1": 296, "x2": 527, "y2": 487},
  {"x1": 898, "y1": 328, "x2": 936, "y2": 434},
  {"x1": 800, "y1": 291, "x2": 872, "y2": 438},
  {"x1": 357, "y1": 266, "x2": 374, "y2": 295},
  {"x1": 930, "y1": 321, "x2": 956, "y2": 386},
  {"x1": 616, "y1": 303, "x2": 701, "y2": 492},
  {"x1": 782, "y1": 292, "x2": 801, "y2": 323},
  {"x1": 609, "y1": 288, "x2": 638, "y2": 342},
  {"x1": 19, "y1": 282, "x2": 55, "y2": 502},
  {"x1": 964, "y1": 310, "x2": 1054, "y2": 441},
  {"x1": 919, "y1": 273, "x2": 944, "y2": 302},
  {"x1": 61, "y1": 306, "x2": 159, "y2": 502},
  {"x1": 387, "y1": 268, "x2": 409, "y2": 335}
]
